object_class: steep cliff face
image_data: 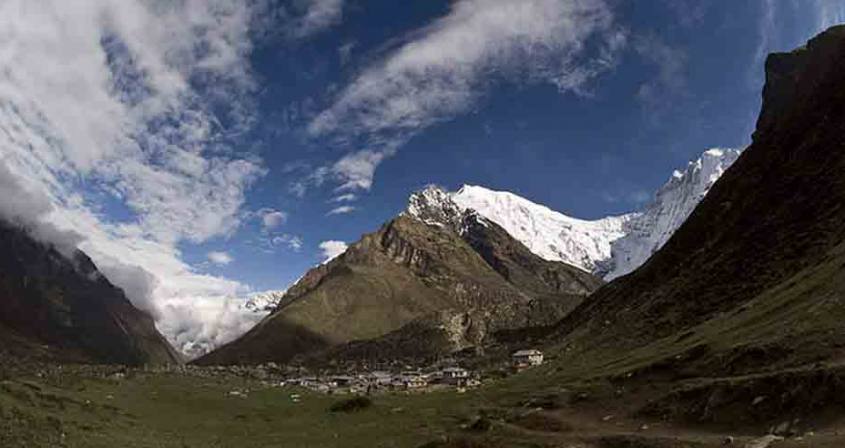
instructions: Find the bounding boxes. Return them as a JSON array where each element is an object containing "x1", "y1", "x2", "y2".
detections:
[
  {"x1": 196, "y1": 193, "x2": 600, "y2": 366},
  {"x1": 0, "y1": 221, "x2": 179, "y2": 365},
  {"x1": 549, "y1": 25, "x2": 845, "y2": 379}
]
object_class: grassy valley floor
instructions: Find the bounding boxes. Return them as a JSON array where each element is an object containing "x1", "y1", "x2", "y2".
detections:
[{"x1": 4, "y1": 365, "x2": 845, "y2": 447}]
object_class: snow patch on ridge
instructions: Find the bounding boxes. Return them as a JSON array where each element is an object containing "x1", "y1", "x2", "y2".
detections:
[{"x1": 241, "y1": 290, "x2": 287, "y2": 314}]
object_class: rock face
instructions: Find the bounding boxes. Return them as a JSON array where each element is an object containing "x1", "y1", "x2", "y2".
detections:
[
  {"x1": 551, "y1": 25, "x2": 845, "y2": 378},
  {"x1": 449, "y1": 148, "x2": 741, "y2": 281},
  {"x1": 195, "y1": 191, "x2": 600, "y2": 366},
  {"x1": 0, "y1": 220, "x2": 179, "y2": 365}
]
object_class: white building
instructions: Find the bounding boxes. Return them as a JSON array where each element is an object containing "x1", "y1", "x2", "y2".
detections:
[
  {"x1": 442, "y1": 367, "x2": 469, "y2": 379},
  {"x1": 512, "y1": 349, "x2": 544, "y2": 368},
  {"x1": 393, "y1": 374, "x2": 428, "y2": 390},
  {"x1": 439, "y1": 367, "x2": 471, "y2": 386},
  {"x1": 365, "y1": 371, "x2": 393, "y2": 386}
]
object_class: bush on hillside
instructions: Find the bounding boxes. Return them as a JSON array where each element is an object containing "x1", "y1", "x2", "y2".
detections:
[{"x1": 328, "y1": 396, "x2": 372, "y2": 413}]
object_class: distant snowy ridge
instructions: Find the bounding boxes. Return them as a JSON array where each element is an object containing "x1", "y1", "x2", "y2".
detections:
[
  {"x1": 452, "y1": 186, "x2": 633, "y2": 274},
  {"x1": 407, "y1": 148, "x2": 742, "y2": 281},
  {"x1": 240, "y1": 269, "x2": 326, "y2": 315},
  {"x1": 603, "y1": 148, "x2": 741, "y2": 279},
  {"x1": 242, "y1": 290, "x2": 287, "y2": 313}
]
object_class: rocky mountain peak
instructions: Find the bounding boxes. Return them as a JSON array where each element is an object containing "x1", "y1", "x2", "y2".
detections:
[
  {"x1": 405, "y1": 184, "x2": 464, "y2": 228},
  {"x1": 755, "y1": 25, "x2": 845, "y2": 141}
]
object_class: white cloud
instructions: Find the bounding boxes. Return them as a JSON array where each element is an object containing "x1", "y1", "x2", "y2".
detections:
[
  {"x1": 327, "y1": 205, "x2": 357, "y2": 216},
  {"x1": 309, "y1": 0, "x2": 623, "y2": 191},
  {"x1": 0, "y1": 0, "x2": 268, "y2": 358},
  {"x1": 258, "y1": 208, "x2": 288, "y2": 231},
  {"x1": 253, "y1": 0, "x2": 345, "y2": 40},
  {"x1": 319, "y1": 240, "x2": 348, "y2": 262},
  {"x1": 331, "y1": 193, "x2": 357, "y2": 202},
  {"x1": 332, "y1": 149, "x2": 391, "y2": 191},
  {"x1": 53, "y1": 201, "x2": 261, "y2": 359},
  {"x1": 295, "y1": 0, "x2": 345, "y2": 38},
  {"x1": 207, "y1": 251, "x2": 234, "y2": 266},
  {"x1": 270, "y1": 234, "x2": 304, "y2": 252}
]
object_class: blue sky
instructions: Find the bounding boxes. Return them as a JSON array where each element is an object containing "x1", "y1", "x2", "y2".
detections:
[
  {"x1": 192, "y1": 0, "x2": 842, "y2": 292},
  {"x1": 2, "y1": 0, "x2": 843, "y2": 355}
]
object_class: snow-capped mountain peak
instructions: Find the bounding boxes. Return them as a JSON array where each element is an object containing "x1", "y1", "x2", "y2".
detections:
[
  {"x1": 406, "y1": 184, "x2": 465, "y2": 227},
  {"x1": 601, "y1": 147, "x2": 741, "y2": 280},
  {"x1": 405, "y1": 148, "x2": 742, "y2": 281},
  {"x1": 451, "y1": 185, "x2": 632, "y2": 273}
]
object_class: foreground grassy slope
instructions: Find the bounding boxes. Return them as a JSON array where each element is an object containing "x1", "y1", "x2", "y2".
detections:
[
  {"x1": 0, "y1": 371, "x2": 475, "y2": 448},
  {"x1": 6, "y1": 366, "x2": 845, "y2": 448}
]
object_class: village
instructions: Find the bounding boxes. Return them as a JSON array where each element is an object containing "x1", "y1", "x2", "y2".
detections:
[
  {"x1": 275, "y1": 348, "x2": 546, "y2": 396},
  {"x1": 31, "y1": 349, "x2": 547, "y2": 401}
]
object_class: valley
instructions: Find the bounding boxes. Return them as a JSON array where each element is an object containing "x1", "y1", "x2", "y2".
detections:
[{"x1": 1, "y1": 8, "x2": 845, "y2": 448}]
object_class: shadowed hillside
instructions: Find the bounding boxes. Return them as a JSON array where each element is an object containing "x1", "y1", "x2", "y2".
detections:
[
  {"x1": 528, "y1": 25, "x2": 845, "y2": 429},
  {"x1": 0, "y1": 221, "x2": 179, "y2": 366}
]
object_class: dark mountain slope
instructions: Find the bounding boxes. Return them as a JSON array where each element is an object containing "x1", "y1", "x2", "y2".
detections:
[
  {"x1": 0, "y1": 221, "x2": 179, "y2": 365},
  {"x1": 548, "y1": 25, "x2": 845, "y2": 381},
  {"x1": 197, "y1": 193, "x2": 600, "y2": 366}
]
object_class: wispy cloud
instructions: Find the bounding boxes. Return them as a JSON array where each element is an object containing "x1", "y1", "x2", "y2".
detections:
[
  {"x1": 332, "y1": 150, "x2": 391, "y2": 192},
  {"x1": 258, "y1": 234, "x2": 303, "y2": 253},
  {"x1": 331, "y1": 193, "x2": 357, "y2": 202},
  {"x1": 208, "y1": 251, "x2": 234, "y2": 266},
  {"x1": 754, "y1": 0, "x2": 845, "y2": 85},
  {"x1": 253, "y1": 0, "x2": 345, "y2": 40},
  {"x1": 319, "y1": 240, "x2": 348, "y2": 262},
  {"x1": 308, "y1": 0, "x2": 625, "y2": 193},
  {"x1": 752, "y1": 0, "x2": 777, "y2": 86},
  {"x1": 327, "y1": 205, "x2": 356, "y2": 216},
  {"x1": 295, "y1": 0, "x2": 345, "y2": 38},
  {"x1": 634, "y1": 35, "x2": 688, "y2": 114},
  {"x1": 661, "y1": 0, "x2": 710, "y2": 28},
  {"x1": 813, "y1": 0, "x2": 845, "y2": 30}
]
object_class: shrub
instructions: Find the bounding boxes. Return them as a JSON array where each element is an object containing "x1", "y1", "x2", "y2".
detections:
[{"x1": 328, "y1": 396, "x2": 373, "y2": 413}]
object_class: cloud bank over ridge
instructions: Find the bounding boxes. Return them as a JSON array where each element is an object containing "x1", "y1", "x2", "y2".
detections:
[{"x1": 0, "y1": 0, "x2": 277, "y2": 358}]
